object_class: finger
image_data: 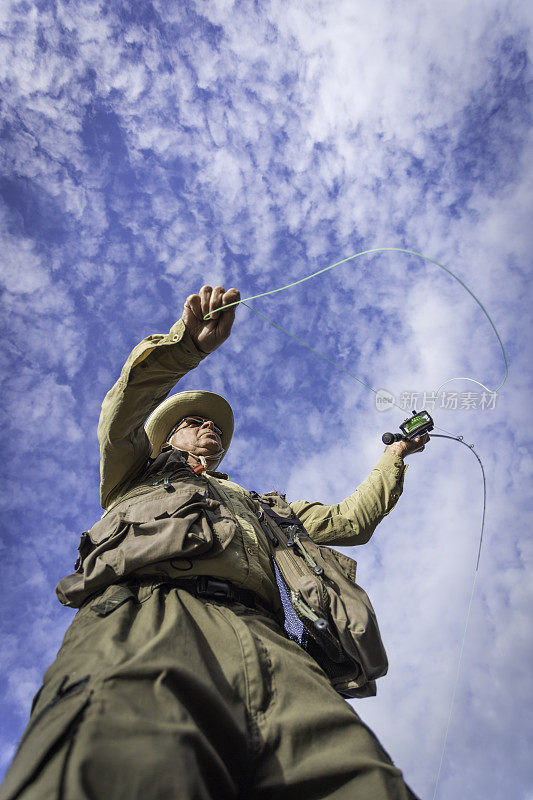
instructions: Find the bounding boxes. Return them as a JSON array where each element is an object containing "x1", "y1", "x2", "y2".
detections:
[
  {"x1": 184, "y1": 293, "x2": 203, "y2": 320},
  {"x1": 411, "y1": 436, "x2": 425, "y2": 453},
  {"x1": 223, "y1": 288, "x2": 241, "y2": 308},
  {"x1": 418, "y1": 434, "x2": 430, "y2": 449},
  {"x1": 206, "y1": 287, "x2": 240, "y2": 319},
  {"x1": 209, "y1": 286, "x2": 226, "y2": 318},
  {"x1": 217, "y1": 288, "x2": 240, "y2": 334},
  {"x1": 218, "y1": 288, "x2": 240, "y2": 318},
  {"x1": 199, "y1": 285, "x2": 213, "y2": 319}
]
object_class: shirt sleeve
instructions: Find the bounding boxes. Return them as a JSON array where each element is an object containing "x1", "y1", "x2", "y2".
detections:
[
  {"x1": 97, "y1": 318, "x2": 209, "y2": 510},
  {"x1": 289, "y1": 451, "x2": 408, "y2": 546}
]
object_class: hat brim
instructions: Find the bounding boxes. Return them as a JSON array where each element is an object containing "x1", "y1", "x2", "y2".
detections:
[{"x1": 144, "y1": 390, "x2": 234, "y2": 463}]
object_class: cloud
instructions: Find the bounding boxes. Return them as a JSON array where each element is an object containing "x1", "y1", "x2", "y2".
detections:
[{"x1": 0, "y1": 0, "x2": 532, "y2": 796}]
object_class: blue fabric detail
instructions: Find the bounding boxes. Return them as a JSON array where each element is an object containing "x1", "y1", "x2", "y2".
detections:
[{"x1": 273, "y1": 561, "x2": 304, "y2": 644}]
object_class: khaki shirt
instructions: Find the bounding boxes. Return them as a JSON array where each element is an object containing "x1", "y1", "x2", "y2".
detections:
[{"x1": 97, "y1": 318, "x2": 408, "y2": 611}]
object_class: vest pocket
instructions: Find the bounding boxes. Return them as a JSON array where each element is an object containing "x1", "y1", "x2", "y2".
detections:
[
  {"x1": 56, "y1": 485, "x2": 239, "y2": 609},
  {"x1": 120, "y1": 490, "x2": 218, "y2": 557}
]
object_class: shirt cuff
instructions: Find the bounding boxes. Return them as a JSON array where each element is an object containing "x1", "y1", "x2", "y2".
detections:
[
  {"x1": 374, "y1": 450, "x2": 408, "y2": 514},
  {"x1": 128, "y1": 319, "x2": 209, "y2": 376},
  {"x1": 375, "y1": 449, "x2": 407, "y2": 476},
  {"x1": 168, "y1": 319, "x2": 210, "y2": 365}
]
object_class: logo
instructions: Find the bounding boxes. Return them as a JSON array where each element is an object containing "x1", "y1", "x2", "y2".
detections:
[{"x1": 375, "y1": 389, "x2": 395, "y2": 411}]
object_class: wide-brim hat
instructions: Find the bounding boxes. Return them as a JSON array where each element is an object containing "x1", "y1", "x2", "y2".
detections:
[{"x1": 145, "y1": 390, "x2": 234, "y2": 464}]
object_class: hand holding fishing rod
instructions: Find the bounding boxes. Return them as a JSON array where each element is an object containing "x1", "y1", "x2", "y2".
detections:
[{"x1": 382, "y1": 409, "x2": 433, "y2": 457}]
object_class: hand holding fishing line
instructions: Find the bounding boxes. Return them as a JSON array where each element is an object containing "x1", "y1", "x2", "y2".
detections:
[{"x1": 183, "y1": 285, "x2": 241, "y2": 354}]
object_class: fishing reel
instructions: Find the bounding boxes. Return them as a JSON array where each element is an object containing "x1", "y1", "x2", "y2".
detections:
[{"x1": 382, "y1": 410, "x2": 434, "y2": 445}]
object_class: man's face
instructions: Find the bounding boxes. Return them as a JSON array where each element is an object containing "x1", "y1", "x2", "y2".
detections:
[{"x1": 168, "y1": 416, "x2": 224, "y2": 469}]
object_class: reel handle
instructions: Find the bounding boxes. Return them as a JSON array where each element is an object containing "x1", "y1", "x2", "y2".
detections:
[{"x1": 382, "y1": 432, "x2": 405, "y2": 445}]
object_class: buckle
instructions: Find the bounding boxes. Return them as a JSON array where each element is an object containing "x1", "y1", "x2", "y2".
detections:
[
  {"x1": 281, "y1": 523, "x2": 300, "y2": 534},
  {"x1": 196, "y1": 576, "x2": 233, "y2": 600}
]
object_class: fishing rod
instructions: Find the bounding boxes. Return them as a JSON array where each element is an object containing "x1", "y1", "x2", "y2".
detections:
[
  {"x1": 381, "y1": 408, "x2": 486, "y2": 571},
  {"x1": 204, "y1": 247, "x2": 506, "y2": 798}
]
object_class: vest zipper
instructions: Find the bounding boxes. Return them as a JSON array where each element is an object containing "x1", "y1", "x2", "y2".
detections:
[
  {"x1": 286, "y1": 527, "x2": 325, "y2": 576},
  {"x1": 262, "y1": 523, "x2": 331, "y2": 628},
  {"x1": 290, "y1": 587, "x2": 344, "y2": 660},
  {"x1": 236, "y1": 495, "x2": 342, "y2": 657},
  {"x1": 277, "y1": 524, "x2": 330, "y2": 612},
  {"x1": 290, "y1": 590, "x2": 328, "y2": 629},
  {"x1": 201, "y1": 474, "x2": 225, "y2": 503},
  {"x1": 259, "y1": 516, "x2": 307, "y2": 577}
]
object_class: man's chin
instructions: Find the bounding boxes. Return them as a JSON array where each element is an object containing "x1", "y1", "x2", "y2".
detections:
[{"x1": 198, "y1": 449, "x2": 222, "y2": 460}]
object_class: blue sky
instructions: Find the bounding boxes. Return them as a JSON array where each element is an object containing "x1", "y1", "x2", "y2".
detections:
[{"x1": 1, "y1": 1, "x2": 532, "y2": 797}]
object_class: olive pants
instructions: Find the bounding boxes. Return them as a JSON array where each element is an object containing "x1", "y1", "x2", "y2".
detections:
[{"x1": 0, "y1": 580, "x2": 420, "y2": 800}]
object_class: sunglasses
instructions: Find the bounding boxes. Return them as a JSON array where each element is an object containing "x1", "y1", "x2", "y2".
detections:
[{"x1": 175, "y1": 417, "x2": 223, "y2": 438}]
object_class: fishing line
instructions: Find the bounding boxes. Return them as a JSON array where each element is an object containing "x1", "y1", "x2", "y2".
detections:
[
  {"x1": 239, "y1": 300, "x2": 464, "y2": 441},
  {"x1": 204, "y1": 248, "x2": 502, "y2": 798},
  {"x1": 428, "y1": 433, "x2": 486, "y2": 800},
  {"x1": 205, "y1": 247, "x2": 509, "y2": 397}
]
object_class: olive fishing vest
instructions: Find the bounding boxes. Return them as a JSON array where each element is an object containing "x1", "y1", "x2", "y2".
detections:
[
  {"x1": 248, "y1": 490, "x2": 388, "y2": 699},
  {"x1": 55, "y1": 449, "x2": 388, "y2": 699}
]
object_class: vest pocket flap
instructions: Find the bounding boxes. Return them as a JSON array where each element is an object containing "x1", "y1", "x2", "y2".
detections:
[
  {"x1": 86, "y1": 512, "x2": 125, "y2": 546},
  {"x1": 90, "y1": 584, "x2": 136, "y2": 616},
  {"x1": 120, "y1": 489, "x2": 208, "y2": 523},
  {"x1": 327, "y1": 549, "x2": 357, "y2": 583},
  {"x1": 0, "y1": 681, "x2": 92, "y2": 800}
]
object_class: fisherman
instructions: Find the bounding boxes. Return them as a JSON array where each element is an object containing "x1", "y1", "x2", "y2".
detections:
[{"x1": 0, "y1": 285, "x2": 428, "y2": 800}]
